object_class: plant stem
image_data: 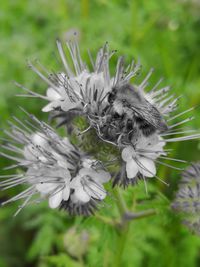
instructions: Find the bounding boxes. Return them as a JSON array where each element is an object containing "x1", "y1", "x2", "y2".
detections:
[
  {"x1": 112, "y1": 188, "x2": 129, "y2": 267},
  {"x1": 114, "y1": 187, "x2": 128, "y2": 215},
  {"x1": 123, "y1": 209, "x2": 157, "y2": 221},
  {"x1": 113, "y1": 188, "x2": 157, "y2": 267},
  {"x1": 113, "y1": 221, "x2": 130, "y2": 267},
  {"x1": 95, "y1": 214, "x2": 117, "y2": 227}
]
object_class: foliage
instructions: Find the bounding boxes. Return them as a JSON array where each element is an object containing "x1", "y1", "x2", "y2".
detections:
[{"x1": 0, "y1": 0, "x2": 200, "y2": 266}]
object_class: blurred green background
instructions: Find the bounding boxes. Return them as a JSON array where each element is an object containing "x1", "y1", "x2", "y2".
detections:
[{"x1": 1, "y1": 0, "x2": 200, "y2": 266}]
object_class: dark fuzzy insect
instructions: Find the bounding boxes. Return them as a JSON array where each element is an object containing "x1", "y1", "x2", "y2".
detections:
[{"x1": 108, "y1": 83, "x2": 168, "y2": 137}]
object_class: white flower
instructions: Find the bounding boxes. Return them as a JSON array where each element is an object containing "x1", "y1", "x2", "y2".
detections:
[
  {"x1": 26, "y1": 41, "x2": 139, "y2": 121},
  {"x1": 122, "y1": 146, "x2": 156, "y2": 179},
  {"x1": 42, "y1": 72, "x2": 86, "y2": 112},
  {"x1": 24, "y1": 133, "x2": 74, "y2": 170},
  {"x1": 70, "y1": 167, "x2": 111, "y2": 203},
  {"x1": 0, "y1": 114, "x2": 111, "y2": 215},
  {"x1": 121, "y1": 136, "x2": 165, "y2": 179},
  {"x1": 23, "y1": 133, "x2": 72, "y2": 209},
  {"x1": 42, "y1": 70, "x2": 111, "y2": 114},
  {"x1": 2, "y1": 40, "x2": 200, "y2": 213},
  {"x1": 27, "y1": 167, "x2": 71, "y2": 209},
  {"x1": 19, "y1": 41, "x2": 200, "y2": 158}
]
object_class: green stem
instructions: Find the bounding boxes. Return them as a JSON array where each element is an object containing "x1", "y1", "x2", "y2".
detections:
[
  {"x1": 114, "y1": 187, "x2": 128, "y2": 215},
  {"x1": 113, "y1": 222, "x2": 130, "y2": 267},
  {"x1": 123, "y1": 209, "x2": 157, "y2": 221},
  {"x1": 113, "y1": 188, "x2": 157, "y2": 267},
  {"x1": 95, "y1": 214, "x2": 117, "y2": 227},
  {"x1": 112, "y1": 188, "x2": 129, "y2": 267},
  {"x1": 78, "y1": 255, "x2": 85, "y2": 267}
]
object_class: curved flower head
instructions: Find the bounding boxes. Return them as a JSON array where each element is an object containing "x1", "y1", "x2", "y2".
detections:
[
  {"x1": 18, "y1": 42, "x2": 141, "y2": 131},
  {"x1": 181, "y1": 162, "x2": 200, "y2": 184},
  {"x1": 42, "y1": 70, "x2": 110, "y2": 114},
  {"x1": 27, "y1": 42, "x2": 118, "y2": 116},
  {"x1": 172, "y1": 163, "x2": 200, "y2": 234},
  {"x1": 172, "y1": 163, "x2": 200, "y2": 214},
  {"x1": 0, "y1": 112, "x2": 111, "y2": 216},
  {"x1": 16, "y1": 41, "x2": 200, "y2": 188}
]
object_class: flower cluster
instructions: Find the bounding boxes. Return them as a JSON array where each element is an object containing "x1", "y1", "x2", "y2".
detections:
[
  {"x1": 20, "y1": 41, "x2": 199, "y2": 186},
  {"x1": 172, "y1": 163, "x2": 200, "y2": 234},
  {"x1": 0, "y1": 113, "x2": 110, "y2": 215},
  {"x1": 1, "y1": 41, "x2": 200, "y2": 215}
]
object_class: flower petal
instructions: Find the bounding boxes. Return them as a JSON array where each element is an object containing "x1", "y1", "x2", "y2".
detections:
[
  {"x1": 82, "y1": 158, "x2": 95, "y2": 168},
  {"x1": 92, "y1": 170, "x2": 111, "y2": 183},
  {"x1": 74, "y1": 188, "x2": 90, "y2": 203},
  {"x1": 24, "y1": 145, "x2": 37, "y2": 160},
  {"x1": 121, "y1": 146, "x2": 135, "y2": 162},
  {"x1": 63, "y1": 137, "x2": 75, "y2": 150},
  {"x1": 62, "y1": 186, "x2": 70, "y2": 201},
  {"x1": 87, "y1": 182, "x2": 107, "y2": 200},
  {"x1": 32, "y1": 133, "x2": 47, "y2": 146},
  {"x1": 36, "y1": 183, "x2": 57, "y2": 194},
  {"x1": 49, "y1": 190, "x2": 63, "y2": 209},
  {"x1": 70, "y1": 193, "x2": 79, "y2": 204},
  {"x1": 46, "y1": 87, "x2": 61, "y2": 101},
  {"x1": 61, "y1": 98, "x2": 79, "y2": 112},
  {"x1": 79, "y1": 168, "x2": 92, "y2": 177},
  {"x1": 70, "y1": 175, "x2": 81, "y2": 189},
  {"x1": 126, "y1": 159, "x2": 139, "y2": 179},
  {"x1": 138, "y1": 157, "x2": 156, "y2": 177},
  {"x1": 42, "y1": 101, "x2": 61, "y2": 112},
  {"x1": 78, "y1": 168, "x2": 110, "y2": 184}
]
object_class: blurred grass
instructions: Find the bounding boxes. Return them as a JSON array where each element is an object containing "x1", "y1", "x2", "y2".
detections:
[{"x1": 0, "y1": 0, "x2": 200, "y2": 266}]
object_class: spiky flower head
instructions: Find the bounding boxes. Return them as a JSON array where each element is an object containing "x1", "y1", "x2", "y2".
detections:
[
  {"x1": 0, "y1": 112, "x2": 111, "y2": 216},
  {"x1": 172, "y1": 163, "x2": 200, "y2": 234},
  {"x1": 15, "y1": 41, "x2": 200, "y2": 188}
]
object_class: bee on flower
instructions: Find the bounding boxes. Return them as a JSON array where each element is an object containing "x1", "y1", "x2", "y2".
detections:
[{"x1": 13, "y1": 41, "x2": 200, "y2": 188}]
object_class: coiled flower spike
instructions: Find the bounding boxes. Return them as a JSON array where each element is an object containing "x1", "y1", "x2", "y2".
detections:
[
  {"x1": 15, "y1": 41, "x2": 200, "y2": 188},
  {"x1": 0, "y1": 110, "x2": 111, "y2": 216},
  {"x1": 172, "y1": 163, "x2": 200, "y2": 234}
]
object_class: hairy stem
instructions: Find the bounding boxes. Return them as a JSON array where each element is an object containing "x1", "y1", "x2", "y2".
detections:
[
  {"x1": 113, "y1": 188, "x2": 129, "y2": 267},
  {"x1": 95, "y1": 214, "x2": 117, "y2": 227},
  {"x1": 114, "y1": 187, "x2": 128, "y2": 214},
  {"x1": 122, "y1": 209, "x2": 157, "y2": 221},
  {"x1": 113, "y1": 221, "x2": 130, "y2": 267},
  {"x1": 113, "y1": 188, "x2": 157, "y2": 267}
]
